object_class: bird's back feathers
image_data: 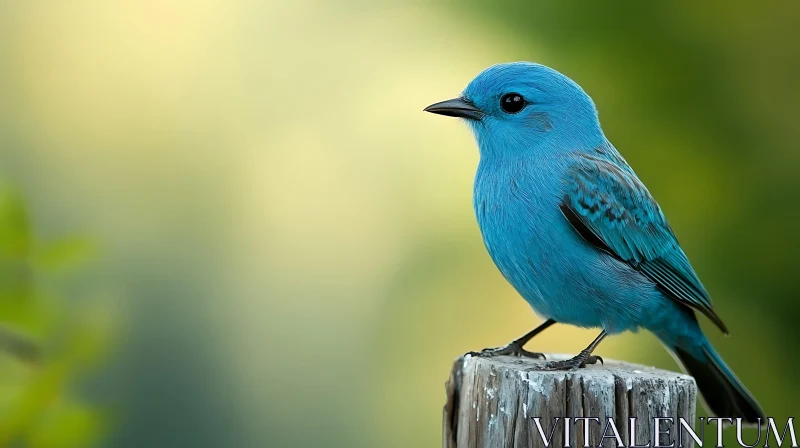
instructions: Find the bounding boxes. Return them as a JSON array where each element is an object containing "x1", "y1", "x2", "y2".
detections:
[{"x1": 561, "y1": 148, "x2": 729, "y2": 333}]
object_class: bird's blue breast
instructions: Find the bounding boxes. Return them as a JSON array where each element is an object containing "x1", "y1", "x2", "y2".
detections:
[
  {"x1": 473, "y1": 157, "x2": 666, "y2": 333},
  {"x1": 474, "y1": 158, "x2": 569, "y2": 317}
]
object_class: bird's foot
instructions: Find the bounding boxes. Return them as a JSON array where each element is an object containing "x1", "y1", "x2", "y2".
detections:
[
  {"x1": 542, "y1": 351, "x2": 603, "y2": 371},
  {"x1": 467, "y1": 343, "x2": 546, "y2": 360}
]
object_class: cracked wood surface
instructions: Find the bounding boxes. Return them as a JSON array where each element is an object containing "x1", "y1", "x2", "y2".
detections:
[{"x1": 444, "y1": 354, "x2": 697, "y2": 448}]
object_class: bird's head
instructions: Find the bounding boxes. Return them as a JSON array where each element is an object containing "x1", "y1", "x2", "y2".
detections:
[{"x1": 425, "y1": 62, "x2": 604, "y2": 158}]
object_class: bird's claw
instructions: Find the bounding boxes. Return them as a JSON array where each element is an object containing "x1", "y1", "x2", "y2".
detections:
[
  {"x1": 542, "y1": 354, "x2": 603, "y2": 371},
  {"x1": 467, "y1": 343, "x2": 546, "y2": 360}
]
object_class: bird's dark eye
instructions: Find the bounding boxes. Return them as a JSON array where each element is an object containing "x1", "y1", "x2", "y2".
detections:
[{"x1": 500, "y1": 93, "x2": 526, "y2": 114}]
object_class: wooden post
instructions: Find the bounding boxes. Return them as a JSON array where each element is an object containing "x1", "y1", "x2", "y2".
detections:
[{"x1": 444, "y1": 354, "x2": 697, "y2": 448}]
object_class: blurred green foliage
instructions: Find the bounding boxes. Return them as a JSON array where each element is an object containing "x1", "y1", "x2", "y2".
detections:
[{"x1": 0, "y1": 183, "x2": 110, "y2": 447}]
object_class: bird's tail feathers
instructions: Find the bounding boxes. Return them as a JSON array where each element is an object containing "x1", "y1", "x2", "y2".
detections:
[{"x1": 673, "y1": 340, "x2": 765, "y2": 425}]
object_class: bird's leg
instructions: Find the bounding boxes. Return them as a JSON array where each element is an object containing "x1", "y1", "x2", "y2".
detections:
[
  {"x1": 469, "y1": 319, "x2": 556, "y2": 360},
  {"x1": 543, "y1": 330, "x2": 607, "y2": 371}
]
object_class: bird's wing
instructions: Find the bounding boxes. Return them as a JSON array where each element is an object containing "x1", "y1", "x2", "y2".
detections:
[{"x1": 561, "y1": 153, "x2": 728, "y2": 333}]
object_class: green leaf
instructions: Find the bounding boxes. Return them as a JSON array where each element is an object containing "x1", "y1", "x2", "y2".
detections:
[
  {"x1": 0, "y1": 325, "x2": 41, "y2": 365},
  {"x1": 28, "y1": 401, "x2": 107, "y2": 448},
  {"x1": 0, "y1": 184, "x2": 31, "y2": 260},
  {"x1": 33, "y1": 237, "x2": 98, "y2": 273}
]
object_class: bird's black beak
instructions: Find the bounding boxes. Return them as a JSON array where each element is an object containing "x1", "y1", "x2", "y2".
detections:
[{"x1": 424, "y1": 97, "x2": 484, "y2": 120}]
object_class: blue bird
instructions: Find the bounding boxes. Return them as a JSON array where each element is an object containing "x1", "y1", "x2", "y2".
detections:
[{"x1": 425, "y1": 62, "x2": 764, "y2": 422}]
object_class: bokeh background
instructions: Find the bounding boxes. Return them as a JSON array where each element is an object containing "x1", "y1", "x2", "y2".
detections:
[{"x1": 1, "y1": 1, "x2": 798, "y2": 446}]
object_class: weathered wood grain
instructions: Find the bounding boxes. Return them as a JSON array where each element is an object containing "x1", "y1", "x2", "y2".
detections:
[{"x1": 444, "y1": 354, "x2": 697, "y2": 448}]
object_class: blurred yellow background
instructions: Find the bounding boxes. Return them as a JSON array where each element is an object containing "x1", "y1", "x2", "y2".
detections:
[{"x1": 0, "y1": 1, "x2": 798, "y2": 447}]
